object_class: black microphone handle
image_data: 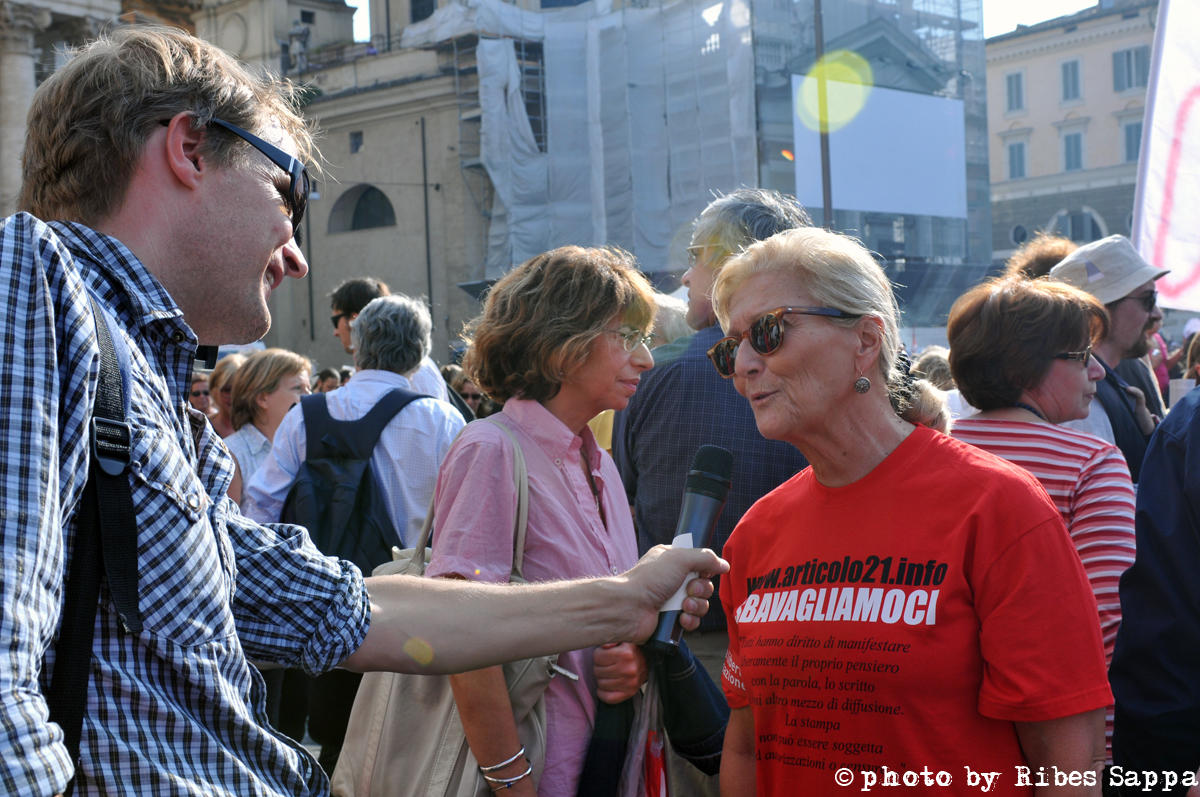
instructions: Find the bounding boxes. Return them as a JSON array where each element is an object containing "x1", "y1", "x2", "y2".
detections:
[{"x1": 646, "y1": 491, "x2": 726, "y2": 654}]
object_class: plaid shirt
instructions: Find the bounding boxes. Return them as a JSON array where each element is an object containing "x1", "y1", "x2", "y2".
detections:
[{"x1": 0, "y1": 213, "x2": 370, "y2": 795}]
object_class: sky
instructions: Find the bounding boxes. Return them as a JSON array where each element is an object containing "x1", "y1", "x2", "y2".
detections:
[
  {"x1": 980, "y1": 0, "x2": 1096, "y2": 38},
  {"x1": 346, "y1": 0, "x2": 1097, "y2": 43}
]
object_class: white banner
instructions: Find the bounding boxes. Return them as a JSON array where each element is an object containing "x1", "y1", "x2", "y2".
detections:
[{"x1": 1132, "y1": 0, "x2": 1200, "y2": 310}]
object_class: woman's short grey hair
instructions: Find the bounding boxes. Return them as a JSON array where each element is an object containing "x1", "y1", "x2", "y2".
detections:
[
  {"x1": 691, "y1": 188, "x2": 813, "y2": 264},
  {"x1": 351, "y1": 295, "x2": 432, "y2": 376},
  {"x1": 711, "y1": 227, "x2": 943, "y2": 425},
  {"x1": 650, "y1": 292, "x2": 691, "y2": 346}
]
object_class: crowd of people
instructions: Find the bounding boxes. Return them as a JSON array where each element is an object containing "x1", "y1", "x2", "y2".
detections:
[
  {"x1": 5, "y1": 22, "x2": 1200, "y2": 797},
  {"x1": 0, "y1": 26, "x2": 721, "y2": 797}
]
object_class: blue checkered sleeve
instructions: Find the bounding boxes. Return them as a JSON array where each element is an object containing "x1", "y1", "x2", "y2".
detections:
[
  {"x1": 0, "y1": 214, "x2": 95, "y2": 794},
  {"x1": 223, "y1": 506, "x2": 370, "y2": 673}
]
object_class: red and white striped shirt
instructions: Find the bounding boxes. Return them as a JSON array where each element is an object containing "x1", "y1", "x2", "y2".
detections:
[{"x1": 951, "y1": 417, "x2": 1135, "y2": 759}]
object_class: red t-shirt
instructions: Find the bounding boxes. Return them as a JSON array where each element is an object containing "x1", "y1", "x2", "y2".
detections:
[{"x1": 721, "y1": 425, "x2": 1112, "y2": 795}]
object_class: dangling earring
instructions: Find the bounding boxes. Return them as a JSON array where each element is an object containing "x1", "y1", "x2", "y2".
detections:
[{"x1": 854, "y1": 375, "x2": 871, "y2": 394}]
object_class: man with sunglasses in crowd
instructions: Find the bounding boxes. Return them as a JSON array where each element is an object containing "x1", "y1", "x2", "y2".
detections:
[
  {"x1": 0, "y1": 26, "x2": 724, "y2": 795},
  {"x1": 1050, "y1": 234, "x2": 1168, "y2": 483}
]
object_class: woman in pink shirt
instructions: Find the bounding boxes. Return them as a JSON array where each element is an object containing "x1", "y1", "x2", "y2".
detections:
[{"x1": 426, "y1": 246, "x2": 657, "y2": 796}]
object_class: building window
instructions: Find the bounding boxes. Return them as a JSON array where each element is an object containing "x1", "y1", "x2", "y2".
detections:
[
  {"x1": 300, "y1": 10, "x2": 315, "y2": 23},
  {"x1": 1113, "y1": 46, "x2": 1150, "y2": 92},
  {"x1": 758, "y1": 39, "x2": 788, "y2": 71},
  {"x1": 1123, "y1": 121, "x2": 1142, "y2": 163},
  {"x1": 1007, "y1": 141, "x2": 1026, "y2": 179},
  {"x1": 328, "y1": 185, "x2": 397, "y2": 233},
  {"x1": 349, "y1": 131, "x2": 363, "y2": 154},
  {"x1": 1006, "y1": 73, "x2": 1024, "y2": 112},
  {"x1": 1063, "y1": 132, "x2": 1083, "y2": 171},
  {"x1": 1051, "y1": 209, "x2": 1104, "y2": 243},
  {"x1": 1061, "y1": 60, "x2": 1080, "y2": 102},
  {"x1": 411, "y1": 0, "x2": 435, "y2": 23}
]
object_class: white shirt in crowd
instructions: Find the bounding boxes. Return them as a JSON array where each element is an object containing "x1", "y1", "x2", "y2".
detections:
[
  {"x1": 410, "y1": 356, "x2": 451, "y2": 402},
  {"x1": 1063, "y1": 401, "x2": 1117, "y2": 446},
  {"x1": 224, "y1": 424, "x2": 272, "y2": 486}
]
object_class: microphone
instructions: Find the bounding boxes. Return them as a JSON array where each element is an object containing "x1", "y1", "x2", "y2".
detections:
[{"x1": 646, "y1": 444, "x2": 733, "y2": 654}]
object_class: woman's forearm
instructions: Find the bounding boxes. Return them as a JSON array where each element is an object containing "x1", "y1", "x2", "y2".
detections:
[
  {"x1": 721, "y1": 707, "x2": 757, "y2": 797},
  {"x1": 450, "y1": 667, "x2": 536, "y2": 796},
  {"x1": 1016, "y1": 709, "x2": 1105, "y2": 796}
]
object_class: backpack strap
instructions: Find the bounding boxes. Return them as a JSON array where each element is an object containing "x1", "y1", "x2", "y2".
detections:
[
  {"x1": 46, "y1": 292, "x2": 139, "y2": 795},
  {"x1": 300, "y1": 388, "x2": 426, "y2": 460}
]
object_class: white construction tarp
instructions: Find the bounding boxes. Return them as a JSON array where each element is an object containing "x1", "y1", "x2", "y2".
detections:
[
  {"x1": 478, "y1": 39, "x2": 550, "y2": 274},
  {"x1": 401, "y1": 0, "x2": 546, "y2": 48},
  {"x1": 461, "y1": 0, "x2": 756, "y2": 276}
]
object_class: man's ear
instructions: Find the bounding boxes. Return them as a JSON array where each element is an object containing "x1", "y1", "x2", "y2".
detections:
[{"x1": 162, "y1": 113, "x2": 208, "y2": 190}]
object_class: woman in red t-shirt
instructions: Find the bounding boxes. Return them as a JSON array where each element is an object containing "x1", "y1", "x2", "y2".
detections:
[{"x1": 708, "y1": 227, "x2": 1111, "y2": 796}]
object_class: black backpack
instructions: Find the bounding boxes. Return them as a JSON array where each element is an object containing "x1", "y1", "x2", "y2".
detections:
[{"x1": 280, "y1": 389, "x2": 423, "y2": 573}]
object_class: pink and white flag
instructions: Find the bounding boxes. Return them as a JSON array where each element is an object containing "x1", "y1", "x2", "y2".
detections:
[{"x1": 1132, "y1": 0, "x2": 1200, "y2": 310}]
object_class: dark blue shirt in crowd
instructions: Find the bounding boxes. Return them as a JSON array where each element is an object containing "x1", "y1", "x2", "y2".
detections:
[
  {"x1": 1114, "y1": 357, "x2": 1165, "y2": 418},
  {"x1": 613, "y1": 325, "x2": 808, "y2": 632},
  {"x1": 1110, "y1": 383, "x2": 1200, "y2": 777},
  {"x1": 1095, "y1": 355, "x2": 1150, "y2": 483}
]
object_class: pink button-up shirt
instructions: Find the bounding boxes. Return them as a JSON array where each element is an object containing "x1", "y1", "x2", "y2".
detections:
[{"x1": 426, "y1": 398, "x2": 640, "y2": 796}]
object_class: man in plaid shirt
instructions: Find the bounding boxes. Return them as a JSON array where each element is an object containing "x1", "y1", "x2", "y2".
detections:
[{"x1": 0, "y1": 26, "x2": 723, "y2": 795}]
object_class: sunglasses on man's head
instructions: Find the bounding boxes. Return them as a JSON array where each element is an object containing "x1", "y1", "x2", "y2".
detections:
[
  {"x1": 706, "y1": 306, "x2": 862, "y2": 378},
  {"x1": 208, "y1": 118, "x2": 310, "y2": 242}
]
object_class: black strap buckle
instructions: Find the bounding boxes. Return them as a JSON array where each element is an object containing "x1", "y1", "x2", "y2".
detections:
[{"x1": 91, "y1": 417, "x2": 132, "y2": 476}]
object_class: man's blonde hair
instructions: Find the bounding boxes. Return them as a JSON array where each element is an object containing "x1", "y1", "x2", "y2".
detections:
[{"x1": 20, "y1": 25, "x2": 315, "y2": 224}]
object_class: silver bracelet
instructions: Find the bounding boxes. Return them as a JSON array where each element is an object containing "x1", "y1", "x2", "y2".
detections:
[
  {"x1": 478, "y1": 746, "x2": 526, "y2": 774},
  {"x1": 483, "y1": 764, "x2": 533, "y2": 790}
]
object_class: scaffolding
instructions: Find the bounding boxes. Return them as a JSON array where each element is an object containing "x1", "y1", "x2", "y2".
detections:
[
  {"x1": 405, "y1": 0, "x2": 756, "y2": 278},
  {"x1": 450, "y1": 34, "x2": 492, "y2": 218}
]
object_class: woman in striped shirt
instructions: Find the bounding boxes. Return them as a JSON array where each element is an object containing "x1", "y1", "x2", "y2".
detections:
[{"x1": 947, "y1": 275, "x2": 1136, "y2": 765}]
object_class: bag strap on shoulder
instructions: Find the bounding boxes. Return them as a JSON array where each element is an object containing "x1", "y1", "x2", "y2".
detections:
[
  {"x1": 46, "y1": 291, "x2": 140, "y2": 795},
  {"x1": 408, "y1": 416, "x2": 529, "y2": 578}
]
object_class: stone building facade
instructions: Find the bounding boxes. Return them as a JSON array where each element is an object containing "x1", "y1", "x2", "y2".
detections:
[{"x1": 986, "y1": 0, "x2": 1156, "y2": 263}]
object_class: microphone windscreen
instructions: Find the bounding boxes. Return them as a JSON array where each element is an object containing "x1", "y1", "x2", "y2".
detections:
[{"x1": 685, "y1": 444, "x2": 733, "y2": 498}]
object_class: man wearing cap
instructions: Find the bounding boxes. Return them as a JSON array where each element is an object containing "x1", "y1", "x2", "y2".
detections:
[{"x1": 1049, "y1": 234, "x2": 1168, "y2": 483}]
